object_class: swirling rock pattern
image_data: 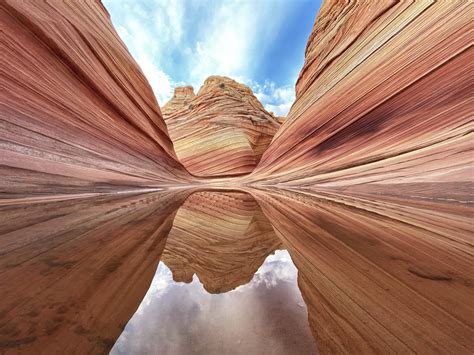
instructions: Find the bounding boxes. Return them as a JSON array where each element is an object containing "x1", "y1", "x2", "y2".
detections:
[
  {"x1": 163, "y1": 76, "x2": 280, "y2": 177},
  {"x1": 161, "y1": 191, "x2": 281, "y2": 293},
  {"x1": 0, "y1": 0, "x2": 472, "y2": 353},
  {"x1": 250, "y1": 0, "x2": 472, "y2": 204},
  {"x1": 0, "y1": 0, "x2": 190, "y2": 198}
]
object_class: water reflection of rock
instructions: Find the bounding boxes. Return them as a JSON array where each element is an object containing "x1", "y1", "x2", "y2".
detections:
[
  {"x1": 252, "y1": 188, "x2": 473, "y2": 354},
  {"x1": 161, "y1": 191, "x2": 282, "y2": 293},
  {"x1": 1, "y1": 188, "x2": 472, "y2": 354},
  {"x1": 0, "y1": 190, "x2": 190, "y2": 354}
]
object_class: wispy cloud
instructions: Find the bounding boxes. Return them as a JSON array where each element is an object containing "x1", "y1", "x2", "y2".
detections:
[
  {"x1": 251, "y1": 81, "x2": 295, "y2": 116},
  {"x1": 186, "y1": 1, "x2": 286, "y2": 88},
  {"x1": 104, "y1": 0, "x2": 301, "y2": 114}
]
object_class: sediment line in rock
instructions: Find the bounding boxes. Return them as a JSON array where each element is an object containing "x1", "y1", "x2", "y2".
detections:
[
  {"x1": 248, "y1": 1, "x2": 471, "y2": 203},
  {"x1": 0, "y1": 0, "x2": 191, "y2": 198},
  {"x1": 163, "y1": 76, "x2": 280, "y2": 177}
]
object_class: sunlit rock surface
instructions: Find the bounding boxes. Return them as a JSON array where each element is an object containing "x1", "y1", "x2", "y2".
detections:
[
  {"x1": 0, "y1": 0, "x2": 473, "y2": 354},
  {"x1": 249, "y1": 1, "x2": 472, "y2": 204},
  {"x1": 163, "y1": 76, "x2": 280, "y2": 177},
  {"x1": 162, "y1": 86, "x2": 196, "y2": 113},
  {"x1": 0, "y1": 0, "x2": 190, "y2": 198},
  {"x1": 161, "y1": 191, "x2": 282, "y2": 293}
]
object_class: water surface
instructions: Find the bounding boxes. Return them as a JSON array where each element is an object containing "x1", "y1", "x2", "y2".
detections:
[
  {"x1": 0, "y1": 188, "x2": 472, "y2": 354},
  {"x1": 112, "y1": 251, "x2": 316, "y2": 355}
]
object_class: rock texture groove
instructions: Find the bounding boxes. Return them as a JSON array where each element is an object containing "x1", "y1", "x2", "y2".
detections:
[
  {"x1": 0, "y1": 0, "x2": 472, "y2": 354},
  {"x1": 249, "y1": 0, "x2": 472, "y2": 205},
  {"x1": 0, "y1": 0, "x2": 190, "y2": 198}
]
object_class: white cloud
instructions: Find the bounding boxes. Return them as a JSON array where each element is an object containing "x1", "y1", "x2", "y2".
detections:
[
  {"x1": 152, "y1": 0, "x2": 185, "y2": 46},
  {"x1": 250, "y1": 80, "x2": 295, "y2": 116},
  {"x1": 189, "y1": 3, "x2": 257, "y2": 86},
  {"x1": 233, "y1": 250, "x2": 297, "y2": 291},
  {"x1": 187, "y1": 1, "x2": 287, "y2": 90},
  {"x1": 104, "y1": 0, "x2": 186, "y2": 104},
  {"x1": 104, "y1": 0, "x2": 296, "y2": 110},
  {"x1": 136, "y1": 54, "x2": 174, "y2": 105},
  {"x1": 264, "y1": 102, "x2": 293, "y2": 117}
]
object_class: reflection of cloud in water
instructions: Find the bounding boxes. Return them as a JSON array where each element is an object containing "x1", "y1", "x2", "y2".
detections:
[
  {"x1": 111, "y1": 250, "x2": 317, "y2": 355},
  {"x1": 233, "y1": 250, "x2": 296, "y2": 291},
  {"x1": 134, "y1": 263, "x2": 175, "y2": 314}
]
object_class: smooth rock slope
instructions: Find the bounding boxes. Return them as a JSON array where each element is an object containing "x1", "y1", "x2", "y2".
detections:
[
  {"x1": 0, "y1": 0, "x2": 190, "y2": 198},
  {"x1": 163, "y1": 76, "x2": 280, "y2": 177},
  {"x1": 249, "y1": 0, "x2": 472, "y2": 204}
]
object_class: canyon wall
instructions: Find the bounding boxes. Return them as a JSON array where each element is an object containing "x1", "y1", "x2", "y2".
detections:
[
  {"x1": 249, "y1": 1, "x2": 472, "y2": 203},
  {"x1": 0, "y1": 0, "x2": 190, "y2": 198},
  {"x1": 163, "y1": 76, "x2": 280, "y2": 177}
]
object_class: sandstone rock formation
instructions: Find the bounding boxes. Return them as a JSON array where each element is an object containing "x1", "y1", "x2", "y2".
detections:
[
  {"x1": 0, "y1": 0, "x2": 190, "y2": 198},
  {"x1": 162, "y1": 86, "x2": 196, "y2": 113},
  {"x1": 163, "y1": 76, "x2": 280, "y2": 177},
  {"x1": 249, "y1": 1, "x2": 472, "y2": 205},
  {"x1": 274, "y1": 116, "x2": 286, "y2": 125},
  {"x1": 161, "y1": 191, "x2": 281, "y2": 293},
  {"x1": 1, "y1": 0, "x2": 473, "y2": 353}
]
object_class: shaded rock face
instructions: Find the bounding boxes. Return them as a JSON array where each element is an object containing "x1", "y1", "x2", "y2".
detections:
[
  {"x1": 161, "y1": 191, "x2": 282, "y2": 293},
  {"x1": 0, "y1": 0, "x2": 190, "y2": 198},
  {"x1": 163, "y1": 76, "x2": 280, "y2": 177},
  {"x1": 250, "y1": 1, "x2": 471, "y2": 202}
]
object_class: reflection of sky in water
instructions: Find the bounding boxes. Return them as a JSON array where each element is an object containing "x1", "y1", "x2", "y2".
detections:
[{"x1": 111, "y1": 250, "x2": 317, "y2": 355}]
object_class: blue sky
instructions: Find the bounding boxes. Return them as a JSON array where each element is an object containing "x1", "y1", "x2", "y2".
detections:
[{"x1": 103, "y1": 0, "x2": 322, "y2": 115}]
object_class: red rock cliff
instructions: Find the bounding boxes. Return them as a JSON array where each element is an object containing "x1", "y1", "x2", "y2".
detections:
[
  {"x1": 0, "y1": 0, "x2": 190, "y2": 198},
  {"x1": 249, "y1": 1, "x2": 472, "y2": 203},
  {"x1": 163, "y1": 76, "x2": 280, "y2": 177}
]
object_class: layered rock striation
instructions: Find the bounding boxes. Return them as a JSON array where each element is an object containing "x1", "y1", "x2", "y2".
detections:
[
  {"x1": 0, "y1": 0, "x2": 190, "y2": 198},
  {"x1": 0, "y1": 0, "x2": 472, "y2": 354},
  {"x1": 163, "y1": 76, "x2": 280, "y2": 177},
  {"x1": 249, "y1": 1, "x2": 472, "y2": 204}
]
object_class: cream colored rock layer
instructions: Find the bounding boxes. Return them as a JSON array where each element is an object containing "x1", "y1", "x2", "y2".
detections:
[{"x1": 163, "y1": 76, "x2": 280, "y2": 177}]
